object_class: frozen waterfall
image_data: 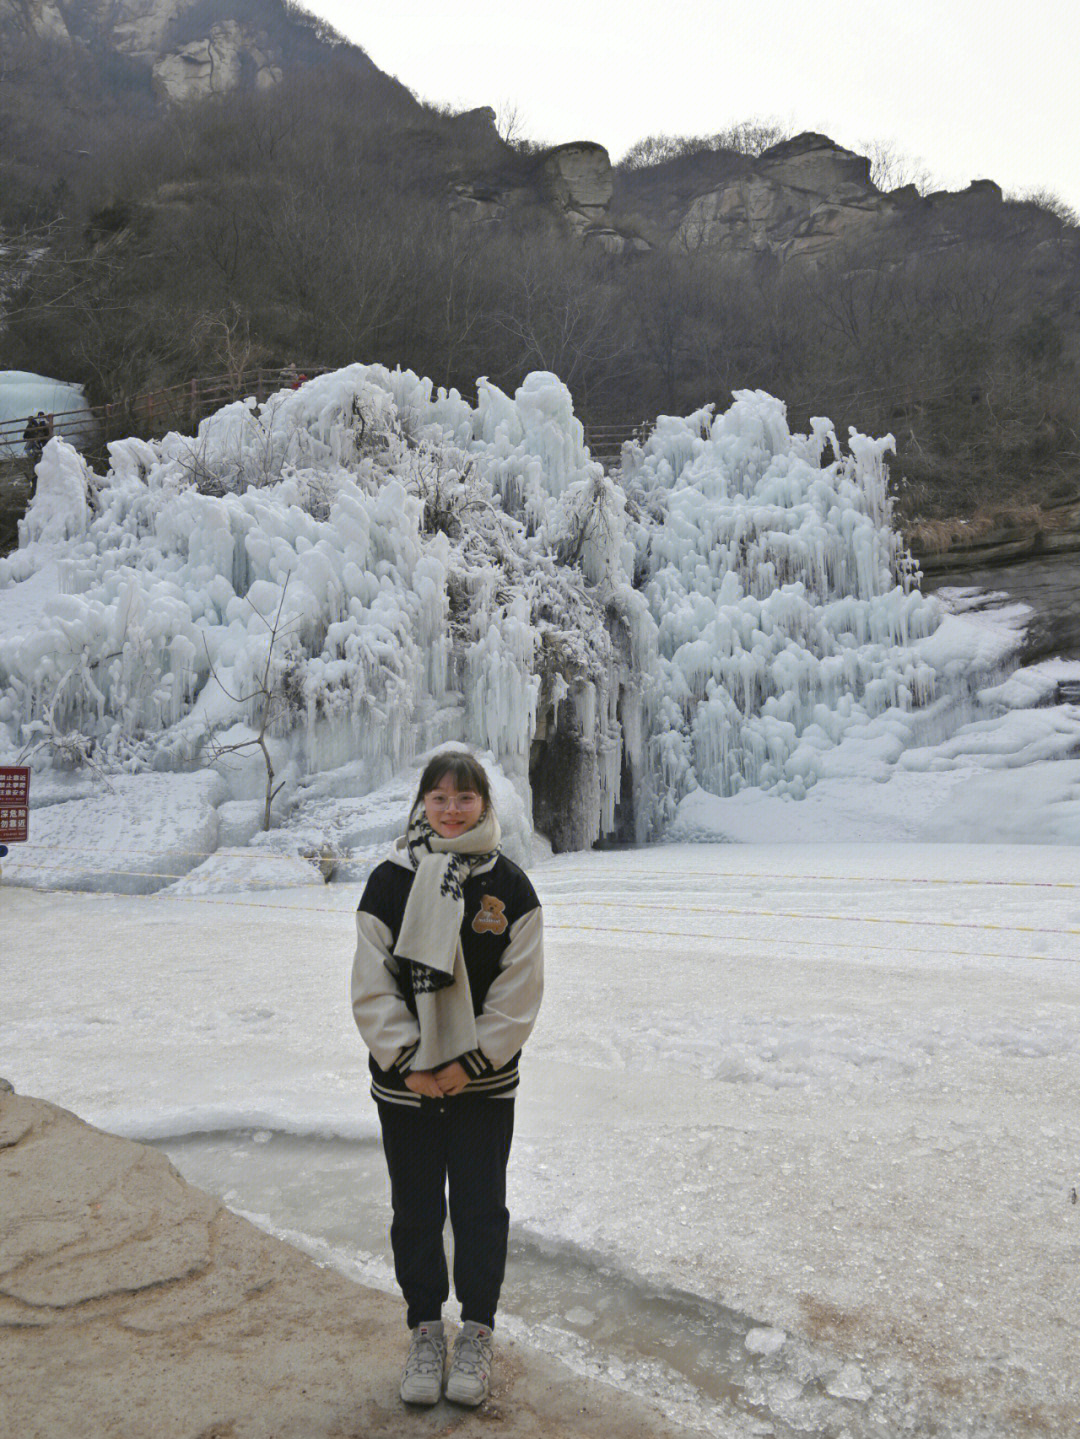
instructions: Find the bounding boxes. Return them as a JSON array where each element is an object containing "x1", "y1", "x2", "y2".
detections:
[{"x1": 0, "y1": 365, "x2": 1017, "y2": 852}]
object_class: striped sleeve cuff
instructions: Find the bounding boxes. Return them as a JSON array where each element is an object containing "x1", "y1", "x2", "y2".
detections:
[
  {"x1": 391, "y1": 1041, "x2": 419, "y2": 1075},
  {"x1": 459, "y1": 1049, "x2": 494, "y2": 1079}
]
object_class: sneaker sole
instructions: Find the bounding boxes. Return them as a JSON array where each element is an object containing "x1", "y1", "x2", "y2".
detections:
[
  {"x1": 400, "y1": 1382, "x2": 442, "y2": 1406},
  {"x1": 444, "y1": 1381, "x2": 486, "y2": 1407}
]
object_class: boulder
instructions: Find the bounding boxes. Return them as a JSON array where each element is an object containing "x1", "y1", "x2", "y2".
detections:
[
  {"x1": 450, "y1": 182, "x2": 508, "y2": 228},
  {"x1": 675, "y1": 133, "x2": 892, "y2": 259},
  {"x1": 541, "y1": 143, "x2": 614, "y2": 231},
  {"x1": 0, "y1": 1092, "x2": 707, "y2": 1439},
  {"x1": 449, "y1": 106, "x2": 504, "y2": 153},
  {"x1": 756, "y1": 131, "x2": 874, "y2": 195},
  {"x1": 583, "y1": 228, "x2": 647, "y2": 255}
]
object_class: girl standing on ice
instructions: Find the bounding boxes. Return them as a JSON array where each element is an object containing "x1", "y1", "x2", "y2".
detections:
[{"x1": 351, "y1": 751, "x2": 543, "y2": 1408}]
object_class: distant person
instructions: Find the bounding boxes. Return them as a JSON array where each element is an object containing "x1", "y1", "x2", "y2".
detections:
[
  {"x1": 278, "y1": 362, "x2": 298, "y2": 389},
  {"x1": 351, "y1": 751, "x2": 543, "y2": 1409},
  {"x1": 22, "y1": 412, "x2": 50, "y2": 489},
  {"x1": 22, "y1": 411, "x2": 49, "y2": 462}
]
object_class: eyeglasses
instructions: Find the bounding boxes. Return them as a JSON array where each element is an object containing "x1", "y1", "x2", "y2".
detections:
[{"x1": 426, "y1": 793, "x2": 482, "y2": 811}]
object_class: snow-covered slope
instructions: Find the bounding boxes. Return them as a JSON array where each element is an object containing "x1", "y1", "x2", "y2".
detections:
[{"x1": 0, "y1": 365, "x2": 1020, "y2": 860}]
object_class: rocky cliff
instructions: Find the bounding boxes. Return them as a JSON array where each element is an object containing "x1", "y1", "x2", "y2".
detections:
[
  {"x1": 574, "y1": 131, "x2": 1069, "y2": 263},
  {"x1": 9, "y1": 0, "x2": 218, "y2": 60},
  {"x1": 3, "y1": 0, "x2": 1069, "y2": 264},
  {"x1": 449, "y1": 127, "x2": 1070, "y2": 268},
  {"x1": 0, "y1": 0, "x2": 407, "y2": 105}
]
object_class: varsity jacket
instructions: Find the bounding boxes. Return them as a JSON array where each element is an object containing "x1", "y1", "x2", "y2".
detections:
[{"x1": 352, "y1": 845, "x2": 543, "y2": 1107}]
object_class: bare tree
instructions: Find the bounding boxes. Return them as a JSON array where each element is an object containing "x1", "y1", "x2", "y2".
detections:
[
  {"x1": 495, "y1": 98, "x2": 525, "y2": 147},
  {"x1": 192, "y1": 301, "x2": 262, "y2": 390},
  {"x1": 202, "y1": 576, "x2": 298, "y2": 831},
  {"x1": 623, "y1": 249, "x2": 707, "y2": 410},
  {"x1": 861, "y1": 139, "x2": 934, "y2": 195},
  {"x1": 618, "y1": 118, "x2": 792, "y2": 169},
  {"x1": 1012, "y1": 188, "x2": 1079, "y2": 228},
  {"x1": 491, "y1": 235, "x2": 631, "y2": 408},
  {"x1": 16, "y1": 670, "x2": 115, "y2": 788}
]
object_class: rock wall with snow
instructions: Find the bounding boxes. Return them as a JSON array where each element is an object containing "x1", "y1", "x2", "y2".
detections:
[{"x1": 0, "y1": 365, "x2": 1016, "y2": 851}]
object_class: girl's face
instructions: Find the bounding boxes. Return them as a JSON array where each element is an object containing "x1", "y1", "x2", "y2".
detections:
[{"x1": 423, "y1": 773, "x2": 485, "y2": 839}]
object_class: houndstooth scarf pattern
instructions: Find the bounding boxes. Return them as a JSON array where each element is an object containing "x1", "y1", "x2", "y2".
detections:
[{"x1": 393, "y1": 808, "x2": 500, "y2": 1072}]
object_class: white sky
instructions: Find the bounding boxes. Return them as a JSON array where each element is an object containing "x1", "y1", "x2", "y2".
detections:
[{"x1": 303, "y1": 0, "x2": 1080, "y2": 212}]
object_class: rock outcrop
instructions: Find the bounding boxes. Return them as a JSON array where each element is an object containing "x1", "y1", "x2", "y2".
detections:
[
  {"x1": 152, "y1": 20, "x2": 282, "y2": 103},
  {"x1": 6, "y1": 0, "x2": 189, "y2": 59},
  {"x1": 4, "y1": 0, "x2": 294, "y2": 102},
  {"x1": 675, "y1": 133, "x2": 892, "y2": 258},
  {"x1": 443, "y1": 127, "x2": 1069, "y2": 266},
  {"x1": 8, "y1": 0, "x2": 69, "y2": 41},
  {"x1": 540, "y1": 142, "x2": 614, "y2": 233},
  {"x1": 604, "y1": 132, "x2": 1072, "y2": 266},
  {"x1": 909, "y1": 491, "x2": 1080, "y2": 573},
  {"x1": 0, "y1": 1090, "x2": 705, "y2": 1439},
  {"x1": 449, "y1": 105, "x2": 503, "y2": 151}
]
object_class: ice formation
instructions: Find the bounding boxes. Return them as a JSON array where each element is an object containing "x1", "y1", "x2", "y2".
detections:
[
  {"x1": 0, "y1": 365, "x2": 1018, "y2": 851},
  {"x1": 622, "y1": 394, "x2": 945, "y2": 806}
]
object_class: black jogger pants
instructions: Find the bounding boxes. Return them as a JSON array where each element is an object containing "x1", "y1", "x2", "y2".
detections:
[{"x1": 376, "y1": 1096, "x2": 515, "y2": 1330}]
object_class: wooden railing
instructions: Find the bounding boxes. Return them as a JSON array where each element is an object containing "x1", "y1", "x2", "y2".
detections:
[
  {"x1": 1, "y1": 366, "x2": 653, "y2": 467},
  {"x1": 0, "y1": 366, "x2": 335, "y2": 460},
  {"x1": 581, "y1": 420, "x2": 653, "y2": 461}
]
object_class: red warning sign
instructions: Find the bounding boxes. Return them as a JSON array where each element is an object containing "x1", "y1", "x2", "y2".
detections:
[{"x1": 0, "y1": 766, "x2": 29, "y2": 843}]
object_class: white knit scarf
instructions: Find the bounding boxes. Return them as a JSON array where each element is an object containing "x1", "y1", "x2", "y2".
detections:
[{"x1": 393, "y1": 807, "x2": 501, "y2": 1072}]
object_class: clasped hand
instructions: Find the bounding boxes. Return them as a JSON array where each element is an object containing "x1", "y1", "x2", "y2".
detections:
[{"x1": 404, "y1": 1061, "x2": 470, "y2": 1099}]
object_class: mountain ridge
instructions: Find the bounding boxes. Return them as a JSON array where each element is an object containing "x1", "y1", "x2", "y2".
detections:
[{"x1": 4, "y1": 0, "x2": 1072, "y2": 261}]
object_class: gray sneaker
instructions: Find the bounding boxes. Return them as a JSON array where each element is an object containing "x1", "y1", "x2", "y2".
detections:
[
  {"x1": 400, "y1": 1320, "x2": 446, "y2": 1405},
  {"x1": 444, "y1": 1320, "x2": 493, "y2": 1406}
]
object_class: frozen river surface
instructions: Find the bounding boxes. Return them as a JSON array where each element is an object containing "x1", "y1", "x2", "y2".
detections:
[
  {"x1": 928, "y1": 550, "x2": 1080, "y2": 661},
  {"x1": 4, "y1": 841, "x2": 1079, "y2": 1437}
]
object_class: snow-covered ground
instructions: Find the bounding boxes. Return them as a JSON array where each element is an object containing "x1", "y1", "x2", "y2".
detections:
[{"x1": 4, "y1": 831, "x2": 1078, "y2": 1437}]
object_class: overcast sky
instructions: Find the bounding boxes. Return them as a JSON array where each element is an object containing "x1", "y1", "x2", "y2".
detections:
[{"x1": 303, "y1": 0, "x2": 1080, "y2": 212}]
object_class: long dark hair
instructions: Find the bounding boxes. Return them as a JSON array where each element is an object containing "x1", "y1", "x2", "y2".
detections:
[{"x1": 411, "y1": 751, "x2": 493, "y2": 817}]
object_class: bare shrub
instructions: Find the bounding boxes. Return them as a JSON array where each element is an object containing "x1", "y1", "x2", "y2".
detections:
[{"x1": 618, "y1": 118, "x2": 792, "y2": 170}]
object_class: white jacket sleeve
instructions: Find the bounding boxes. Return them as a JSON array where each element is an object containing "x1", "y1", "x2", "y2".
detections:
[
  {"x1": 473, "y1": 906, "x2": 544, "y2": 1070},
  {"x1": 351, "y1": 910, "x2": 421, "y2": 1073}
]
